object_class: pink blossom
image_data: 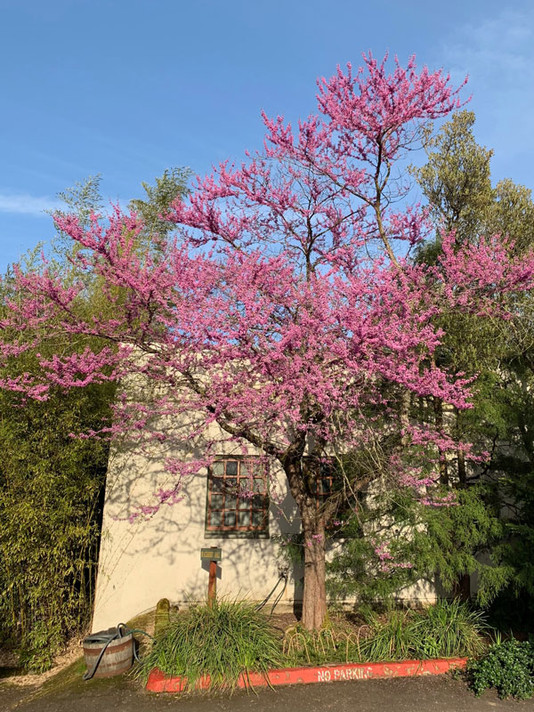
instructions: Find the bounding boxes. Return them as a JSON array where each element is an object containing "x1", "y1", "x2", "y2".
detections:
[{"x1": 1, "y1": 53, "x2": 532, "y2": 557}]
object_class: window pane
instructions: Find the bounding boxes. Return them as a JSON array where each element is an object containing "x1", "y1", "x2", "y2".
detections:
[
  {"x1": 253, "y1": 477, "x2": 264, "y2": 493},
  {"x1": 210, "y1": 510, "x2": 222, "y2": 527},
  {"x1": 211, "y1": 477, "x2": 223, "y2": 492},
  {"x1": 318, "y1": 479, "x2": 331, "y2": 495},
  {"x1": 212, "y1": 461, "x2": 225, "y2": 475},
  {"x1": 210, "y1": 494, "x2": 224, "y2": 509},
  {"x1": 252, "y1": 510, "x2": 264, "y2": 527},
  {"x1": 252, "y1": 495, "x2": 266, "y2": 510},
  {"x1": 238, "y1": 510, "x2": 251, "y2": 527},
  {"x1": 237, "y1": 499, "x2": 250, "y2": 511},
  {"x1": 225, "y1": 495, "x2": 237, "y2": 510},
  {"x1": 224, "y1": 511, "x2": 236, "y2": 527},
  {"x1": 225, "y1": 477, "x2": 237, "y2": 491},
  {"x1": 238, "y1": 482, "x2": 253, "y2": 498},
  {"x1": 226, "y1": 461, "x2": 238, "y2": 476}
]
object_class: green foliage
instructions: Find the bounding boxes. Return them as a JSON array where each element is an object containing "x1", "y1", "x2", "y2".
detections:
[
  {"x1": 129, "y1": 167, "x2": 191, "y2": 239},
  {"x1": 0, "y1": 381, "x2": 114, "y2": 672},
  {"x1": 55, "y1": 175, "x2": 104, "y2": 228},
  {"x1": 0, "y1": 176, "x2": 115, "y2": 671},
  {"x1": 354, "y1": 609, "x2": 414, "y2": 662},
  {"x1": 283, "y1": 624, "x2": 355, "y2": 665},
  {"x1": 136, "y1": 600, "x2": 284, "y2": 690},
  {"x1": 412, "y1": 110, "x2": 493, "y2": 242},
  {"x1": 136, "y1": 600, "x2": 485, "y2": 684},
  {"x1": 468, "y1": 638, "x2": 534, "y2": 699},
  {"x1": 283, "y1": 601, "x2": 486, "y2": 665},
  {"x1": 327, "y1": 485, "x2": 504, "y2": 606},
  {"x1": 408, "y1": 600, "x2": 486, "y2": 659},
  {"x1": 355, "y1": 601, "x2": 485, "y2": 661},
  {"x1": 52, "y1": 175, "x2": 104, "y2": 262},
  {"x1": 0, "y1": 168, "x2": 191, "y2": 670},
  {"x1": 410, "y1": 108, "x2": 534, "y2": 616}
]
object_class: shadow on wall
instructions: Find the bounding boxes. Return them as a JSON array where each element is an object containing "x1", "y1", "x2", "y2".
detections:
[{"x1": 92, "y1": 431, "x2": 304, "y2": 631}]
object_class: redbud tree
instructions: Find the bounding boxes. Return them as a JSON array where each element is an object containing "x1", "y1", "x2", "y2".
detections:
[{"x1": 1, "y1": 54, "x2": 533, "y2": 629}]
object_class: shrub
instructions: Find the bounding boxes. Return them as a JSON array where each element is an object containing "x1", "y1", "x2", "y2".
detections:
[
  {"x1": 355, "y1": 609, "x2": 413, "y2": 662},
  {"x1": 138, "y1": 599, "x2": 487, "y2": 689},
  {"x1": 354, "y1": 601, "x2": 486, "y2": 662},
  {"x1": 136, "y1": 600, "x2": 284, "y2": 690},
  {"x1": 468, "y1": 639, "x2": 534, "y2": 699},
  {"x1": 0, "y1": 382, "x2": 113, "y2": 672}
]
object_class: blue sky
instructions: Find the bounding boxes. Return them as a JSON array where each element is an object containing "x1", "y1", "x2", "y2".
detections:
[{"x1": 0, "y1": 0, "x2": 533, "y2": 272}]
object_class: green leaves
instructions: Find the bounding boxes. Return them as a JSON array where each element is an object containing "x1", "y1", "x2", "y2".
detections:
[
  {"x1": 0, "y1": 383, "x2": 113, "y2": 671},
  {"x1": 469, "y1": 639, "x2": 534, "y2": 699},
  {"x1": 136, "y1": 600, "x2": 284, "y2": 690},
  {"x1": 327, "y1": 484, "x2": 504, "y2": 605},
  {"x1": 284, "y1": 600, "x2": 485, "y2": 665}
]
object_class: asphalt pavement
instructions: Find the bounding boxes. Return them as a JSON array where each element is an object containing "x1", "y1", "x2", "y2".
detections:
[{"x1": 4, "y1": 673, "x2": 534, "y2": 712}]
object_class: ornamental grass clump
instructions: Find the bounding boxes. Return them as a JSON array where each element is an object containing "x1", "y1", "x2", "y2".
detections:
[
  {"x1": 408, "y1": 599, "x2": 486, "y2": 659},
  {"x1": 283, "y1": 624, "x2": 359, "y2": 665},
  {"x1": 283, "y1": 600, "x2": 486, "y2": 666},
  {"x1": 356, "y1": 601, "x2": 486, "y2": 661},
  {"x1": 136, "y1": 600, "x2": 284, "y2": 691},
  {"x1": 355, "y1": 609, "x2": 414, "y2": 662}
]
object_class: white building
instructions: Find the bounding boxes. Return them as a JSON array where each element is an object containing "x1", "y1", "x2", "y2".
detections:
[
  {"x1": 92, "y1": 421, "x2": 437, "y2": 632},
  {"x1": 91, "y1": 424, "x2": 304, "y2": 632}
]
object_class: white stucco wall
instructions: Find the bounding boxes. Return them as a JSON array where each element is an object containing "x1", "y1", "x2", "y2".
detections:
[
  {"x1": 92, "y1": 413, "x2": 437, "y2": 633},
  {"x1": 91, "y1": 428, "x2": 303, "y2": 632}
]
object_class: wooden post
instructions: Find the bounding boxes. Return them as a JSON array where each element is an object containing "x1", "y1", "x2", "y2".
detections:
[
  {"x1": 208, "y1": 559, "x2": 217, "y2": 607},
  {"x1": 201, "y1": 548, "x2": 221, "y2": 608}
]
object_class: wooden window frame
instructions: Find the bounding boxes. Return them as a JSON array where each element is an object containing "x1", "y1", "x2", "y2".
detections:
[
  {"x1": 304, "y1": 457, "x2": 347, "y2": 529},
  {"x1": 205, "y1": 457, "x2": 269, "y2": 539}
]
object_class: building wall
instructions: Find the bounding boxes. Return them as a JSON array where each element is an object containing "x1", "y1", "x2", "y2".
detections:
[
  {"x1": 92, "y1": 422, "x2": 437, "y2": 633},
  {"x1": 91, "y1": 431, "x2": 302, "y2": 632}
]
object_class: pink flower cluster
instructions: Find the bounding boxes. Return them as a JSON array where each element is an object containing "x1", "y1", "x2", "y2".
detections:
[{"x1": 1, "y1": 53, "x2": 533, "y2": 533}]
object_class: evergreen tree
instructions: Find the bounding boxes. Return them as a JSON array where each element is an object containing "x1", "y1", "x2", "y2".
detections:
[{"x1": 414, "y1": 111, "x2": 534, "y2": 615}]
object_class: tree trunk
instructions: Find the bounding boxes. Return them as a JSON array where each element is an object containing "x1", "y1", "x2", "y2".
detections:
[
  {"x1": 300, "y1": 511, "x2": 327, "y2": 630},
  {"x1": 282, "y1": 453, "x2": 327, "y2": 630}
]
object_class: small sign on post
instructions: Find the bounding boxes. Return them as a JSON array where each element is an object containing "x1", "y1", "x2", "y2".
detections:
[{"x1": 201, "y1": 548, "x2": 221, "y2": 606}]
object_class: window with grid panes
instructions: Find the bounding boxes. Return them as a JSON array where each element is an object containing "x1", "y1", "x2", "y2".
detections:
[
  {"x1": 205, "y1": 458, "x2": 269, "y2": 536},
  {"x1": 305, "y1": 458, "x2": 345, "y2": 527},
  {"x1": 315, "y1": 460, "x2": 337, "y2": 504}
]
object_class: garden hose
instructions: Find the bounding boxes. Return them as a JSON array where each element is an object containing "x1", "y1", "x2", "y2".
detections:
[
  {"x1": 255, "y1": 571, "x2": 288, "y2": 615},
  {"x1": 83, "y1": 622, "x2": 154, "y2": 680}
]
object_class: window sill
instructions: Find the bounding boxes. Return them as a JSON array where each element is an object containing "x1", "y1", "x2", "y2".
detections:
[{"x1": 204, "y1": 530, "x2": 270, "y2": 540}]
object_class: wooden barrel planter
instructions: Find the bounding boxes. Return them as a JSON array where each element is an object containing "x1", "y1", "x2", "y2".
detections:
[{"x1": 83, "y1": 627, "x2": 134, "y2": 679}]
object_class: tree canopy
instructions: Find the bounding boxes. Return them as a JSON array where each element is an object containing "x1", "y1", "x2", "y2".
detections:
[{"x1": 1, "y1": 55, "x2": 534, "y2": 629}]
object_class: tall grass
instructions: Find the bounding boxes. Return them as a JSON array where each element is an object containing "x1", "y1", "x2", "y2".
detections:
[
  {"x1": 283, "y1": 625, "x2": 353, "y2": 664},
  {"x1": 138, "y1": 599, "x2": 486, "y2": 690},
  {"x1": 136, "y1": 600, "x2": 284, "y2": 691},
  {"x1": 409, "y1": 599, "x2": 486, "y2": 659},
  {"x1": 284, "y1": 600, "x2": 487, "y2": 665}
]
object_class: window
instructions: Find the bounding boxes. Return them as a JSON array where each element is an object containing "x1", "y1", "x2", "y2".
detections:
[
  {"x1": 303, "y1": 457, "x2": 339, "y2": 505},
  {"x1": 205, "y1": 458, "x2": 269, "y2": 537},
  {"x1": 314, "y1": 460, "x2": 338, "y2": 505},
  {"x1": 305, "y1": 457, "x2": 348, "y2": 529}
]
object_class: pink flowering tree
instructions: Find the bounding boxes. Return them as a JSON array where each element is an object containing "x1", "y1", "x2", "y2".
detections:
[{"x1": 2, "y1": 54, "x2": 533, "y2": 629}]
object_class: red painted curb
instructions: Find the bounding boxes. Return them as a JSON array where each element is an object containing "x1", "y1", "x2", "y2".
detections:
[{"x1": 146, "y1": 657, "x2": 467, "y2": 692}]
